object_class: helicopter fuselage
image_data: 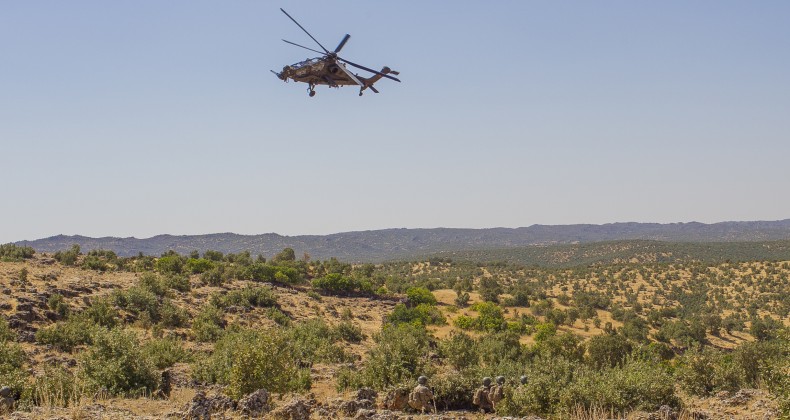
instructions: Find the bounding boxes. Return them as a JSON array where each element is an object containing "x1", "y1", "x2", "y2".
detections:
[{"x1": 278, "y1": 57, "x2": 362, "y2": 87}]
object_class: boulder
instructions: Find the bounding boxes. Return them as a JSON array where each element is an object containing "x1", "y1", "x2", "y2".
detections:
[
  {"x1": 270, "y1": 397, "x2": 312, "y2": 420},
  {"x1": 238, "y1": 388, "x2": 269, "y2": 416},
  {"x1": 380, "y1": 388, "x2": 409, "y2": 411},
  {"x1": 182, "y1": 391, "x2": 235, "y2": 420}
]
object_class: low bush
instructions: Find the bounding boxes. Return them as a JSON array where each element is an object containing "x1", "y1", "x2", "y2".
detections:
[
  {"x1": 0, "y1": 317, "x2": 14, "y2": 342},
  {"x1": 0, "y1": 339, "x2": 28, "y2": 407},
  {"x1": 192, "y1": 328, "x2": 310, "y2": 399},
  {"x1": 35, "y1": 317, "x2": 96, "y2": 352},
  {"x1": 191, "y1": 305, "x2": 225, "y2": 342},
  {"x1": 142, "y1": 336, "x2": 191, "y2": 369},
  {"x1": 285, "y1": 319, "x2": 353, "y2": 363},
  {"x1": 453, "y1": 302, "x2": 506, "y2": 332},
  {"x1": 185, "y1": 258, "x2": 216, "y2": 274},
  {"x1": 387, "y1": 303, "x2": 446, "y2": 326},
  {"x1": 47, "y1": 293, "x2": 71, "y2": 318},
  {"x1": 32, "y1": 364, "x2": 84, "y2": 408},
  {"x1": 406, "y1": 287, "x2": 437, "y2": 306},
  {"x1": 334, "y1": 321, "x2": 365, "y2": 343},
  {"x1": 558, "y1": 358, "x2": 680, "y2": 415},
  {"x1": 439, "y1": 332, "x2": 479, "y2": 370},
  {"x1": 78, "y1": 328, "x2": 158, "y2": 396},
  {"x1": 312, "y1": 273, "x2": 372, "y2": 295},
  {"x1": 200, "y1": 266, "x2": 228, "y2": 286},
  {"x1": 0, "y1": 243, "x2": 35, "y2": 261},
  {"x1": 210, "y1": 285, "x2": 277, "y2": 309},
  {"x1": 83, "y1": 297, "x2": 119, "y2": 328},
  {"x1": 266, "y1": 307, "x2": 291, "y2": 326},
  {"x1": 337, "y1": 323, "x2": 434, "y2": 390},
  {"x1": 53, "y1": 245, "x2": 81, "y2": 266}
]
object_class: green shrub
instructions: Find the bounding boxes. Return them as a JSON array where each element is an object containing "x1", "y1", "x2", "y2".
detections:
[
  {"x1": 266, "y1": 307, "x2": 291, "y2": 326},
  {"x1": 496, "y1": 355, "x2": 579, "y2": 416},
  {"x1": 142, "y1": 337, "x2": 191, "y2": 369},
  {"x1": 36, "y1": 317, "x2": 96, "y2": 352},
  {"x1": 558, "y1": 358, "x2": 680, "y2": 415},
  {"x1": 210, "y1": 285, "x2": 277, "y2": 309},
  {"x1": 159, "y1": 300, "x2": 189, "y2": 328},
  {"x1": 200, "y1": 266, "x2": 228, "y2": 286},
  {"x1": 32, "y1": 364, "x2": 82, "y2": 407},
  {"x1": 586, "y1": 334, "x2": 633, "y2": 368},
  {"x1": 0, "y1": 243, "x2": 35, "y2": 261},
  {"x1": 155, "y1": 255, "x2": 185, "y2": 274},
  {"x1": 453, "y1": 302, "x2": 506, "y2": 332},
  {"x1": 764, "y1": 330, "x2": 789, "y2": 417},
  {"x1": 431, "y1": 368, "x2": 482, "y2": 410},
  {"x1": 78, "y1": 328, "x2": 158, "y2": 396},
  {"x1": 439, "y1": 332, "x2": 479, "y2": 370},
  {"x1": 163, "y1": 274, "x2": 191, "y2": 293},
  {"x1": 338, "y1": 323, "x2": 434, "y2": 390},
  {"x1": 47, "y1": 293, "x2": 71, "y2": 318},
  {"x1": 406, "y1": 287, "x2": 437, "y2": 306},
  {"x1": 138, "y1": 272, "x2": 168, "y2": 297},
  {"x1": 53, "y1": 244, "x2": 81, "y2": 266},
  {"x1": 334, "y1": 321, "x2": 365, "y2": 343},
  {"x1": 0, "y1": 317, "x2": 14, "y2": 342},
  {"x1": 285, "y1": 319, "x2": 353, "y2": 364},
  {"x1": 675, "y1": 346, "x2": 740, "y2": 396},
  {"x1": 192, "y1": 328, "x2": 310, "y2": 399},
  {"x1": 312, "y1": 273, "x2": 371, "y2": 294},
  {"x1": 113, "y1": 286, "x2": 160, "y2": 321},
  {"x1": 477, "y1": 331, "x2": 526, "y2": 366},
  {"x1": 387, "y1": 303, "x2": 446, "y2": 326},
  {"x1": 0, "y1": 340, "x2": 28, "y2": 407},
  {"x1": 0, "y1": 340, "x2": 26, "y2": 373},
  {"x1": 185, "y1": 258, "x2": 216, "y2": 274},
  {"x1": 83, "y1": 297, "x2": 119, "y2": 328},
  {"x1": 191, "y1": 305, "x2": 225, "y2": 342}
]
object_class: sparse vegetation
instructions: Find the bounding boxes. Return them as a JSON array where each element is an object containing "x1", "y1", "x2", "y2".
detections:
[{"x1": 1, "y1": 244, "x2": 788, "y2": 417}]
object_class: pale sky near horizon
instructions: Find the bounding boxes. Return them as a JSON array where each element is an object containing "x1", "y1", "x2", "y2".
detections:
[{"x1": 2, "y1": 1, "x2": 789, "y2": 243}]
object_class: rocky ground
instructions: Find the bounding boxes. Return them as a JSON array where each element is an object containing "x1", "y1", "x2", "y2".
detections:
[{"x1": 0, "y1": 256, "x2": 783, "y2": 419}]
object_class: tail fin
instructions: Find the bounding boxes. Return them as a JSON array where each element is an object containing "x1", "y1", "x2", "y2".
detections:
[{"x1": 364, "y1": 67, "x2": 397, "y2": 86}]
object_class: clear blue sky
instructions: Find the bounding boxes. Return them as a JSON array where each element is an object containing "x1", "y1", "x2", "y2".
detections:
[{"x1": 2, "y1": 1, "x2": 789, "y2": 243}]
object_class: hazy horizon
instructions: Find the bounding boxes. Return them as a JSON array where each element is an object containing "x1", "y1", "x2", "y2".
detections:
[
  {"x1": 3, "y1": 1, "x2": 789, "y2": 244},
  {"x1": 11, "y1": 217, "x2": 790, "y2": 243}
]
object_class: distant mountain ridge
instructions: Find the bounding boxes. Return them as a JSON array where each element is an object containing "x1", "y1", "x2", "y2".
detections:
[{"x1": 15, "y1": 220, "x2": 790, "y2": 262}]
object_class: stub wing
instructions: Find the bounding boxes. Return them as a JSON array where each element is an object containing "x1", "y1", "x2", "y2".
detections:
[{"x1": 336, "y1": 64, "x2": 364, "y2": 86}]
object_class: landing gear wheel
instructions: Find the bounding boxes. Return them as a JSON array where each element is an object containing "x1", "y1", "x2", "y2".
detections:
[
  {"x1": 359, "y1": 92, "x2": 363, "y2": 96},
  {"x1": 309, "y1": 90, "x2": 316, "y2": 97}
]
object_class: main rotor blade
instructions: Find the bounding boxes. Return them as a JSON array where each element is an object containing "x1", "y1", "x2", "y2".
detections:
[
  {"x1": 280, "y1": 8, "x2": 329, "y2": 54},
  {"x1": 338, "y1": 58, "x2": 401, "y2": 82},
  {"x1": 282, "y1": 39, "x2": 325, "y2": 55},
  {"x1": 334, "y1": 34, "x2": 350, "y2": 53}
]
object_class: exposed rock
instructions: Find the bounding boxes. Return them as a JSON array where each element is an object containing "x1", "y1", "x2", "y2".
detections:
[
  {"x1": 182, "y1": 390, "x2": 235, "y2": 420},
  {"x1": 356, "y1": 387, "x2": 377, "y2": 402},
  {"x1": 13, "y1": 310, "x2": 36, "y2": 323},
  {"x1": 354, "y1": 409, "x2": 403, "y2": 420},
  {"x1": 154, "y1": 369, "x2": 172, "y2": 399},
  {"x1": 724, "y1": 388, "x2": 756, "y2": 406},
  {"x1": 380, "y1": 388, "x2": 409, "y2": 411},
  {"x1": 269, "y1": 397, "x2": 312, "y2": 420},
  {"x1": 333, "y1": 398, "x2": 373, "y2": 416},
  {"x1": 0, "y1": 386, "x2": 15, "y2": 413},
  {"x1": 237, "y1": 388, "x2": 269, "y2": 416}
]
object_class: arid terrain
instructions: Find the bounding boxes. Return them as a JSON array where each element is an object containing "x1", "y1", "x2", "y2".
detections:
[{"x1": 1, "y1": 244, "x2": 788, "y2": 419}]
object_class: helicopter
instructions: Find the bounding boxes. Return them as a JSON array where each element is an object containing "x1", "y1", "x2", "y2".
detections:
[{"x1": 272, "y1": 8, "x2": 400, "y2": 97}]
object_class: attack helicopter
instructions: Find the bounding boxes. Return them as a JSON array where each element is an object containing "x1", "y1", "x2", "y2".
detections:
[{"x1": 272, "y1": 8, "x2": 400, "y2": 97}]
